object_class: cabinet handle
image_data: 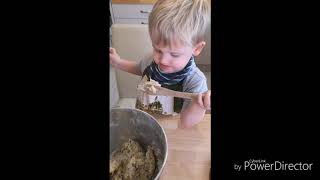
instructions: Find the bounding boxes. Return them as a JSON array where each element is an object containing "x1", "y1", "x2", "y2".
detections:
[
  {"x1": 141, "y1": 22, "x2": 148, "y2": 25},
  {"x1": 140, "y1": 10, "x2": 150, "y2": 14}
]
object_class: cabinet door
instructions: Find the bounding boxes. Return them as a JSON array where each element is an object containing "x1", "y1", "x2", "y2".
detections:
[
  {"x1": 112, "y1": 4, "x2": 153, "y2": 19},
  {"x1": 114, "y1": 18, "x2": 148, "y2": 25},
  {"x1": 110, "y1": 66, "x2": 119, "y2": 108}
]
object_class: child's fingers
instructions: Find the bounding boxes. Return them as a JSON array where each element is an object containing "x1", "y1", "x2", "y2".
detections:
[
  {"x1": 197, "y1": 93, "x2": 204, "y2": 109},
  {"x1": 109, "y1": 48, "x2": 119, "y2": 60},
  {"x1": 203, "y1": 90, "x2": 211, "y2": 110},
  {"x1": 109, "y1": 47, "x2": 116, "y2": 54}
]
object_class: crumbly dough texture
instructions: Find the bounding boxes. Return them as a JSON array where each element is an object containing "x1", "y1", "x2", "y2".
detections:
[
  {"x1": 110, "y1": 139, "x2": 156, "y2": 180},
  {"x1": 137, "y1": 75, "x2": 161, "y2": 94}
]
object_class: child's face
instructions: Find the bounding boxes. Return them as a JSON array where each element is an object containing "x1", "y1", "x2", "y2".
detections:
[{"x1": 152, "y1": 40, "x2": 194, "y2": 74}]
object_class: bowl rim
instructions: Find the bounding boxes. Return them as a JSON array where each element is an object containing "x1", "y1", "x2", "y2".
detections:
[{"x1": 110, "y1": 107, "x2": 168, "y2": 179}]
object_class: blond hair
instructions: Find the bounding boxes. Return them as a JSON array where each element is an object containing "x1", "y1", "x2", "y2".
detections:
[{"x1": 148, "y1": 0, "x2": 211, "y2": 47}]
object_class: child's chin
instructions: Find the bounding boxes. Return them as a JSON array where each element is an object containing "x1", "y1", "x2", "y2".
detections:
[
  {"x1": 159, "y1": 66, "x2": 173, "y2": 73},
  {"x1": 162, "y1": 69, "x2": 175, "y2": 74}
]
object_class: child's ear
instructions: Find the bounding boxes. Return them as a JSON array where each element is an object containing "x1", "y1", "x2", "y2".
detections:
[{"x1": 192, "y1": 41, "x2": 206, "y2": 56}]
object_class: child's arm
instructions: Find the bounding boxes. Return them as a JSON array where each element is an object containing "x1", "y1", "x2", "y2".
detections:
[
  {"x1": 110, "y1": 47, "x2": 142, "y2": 76},
  {"x1": 179, "y1": 90, "x2": 211, "y2": 128}
]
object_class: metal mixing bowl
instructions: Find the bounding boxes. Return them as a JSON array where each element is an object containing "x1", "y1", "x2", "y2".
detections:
[{"x1": 110, "y1": 108, "x2": 168, "y2": 180}]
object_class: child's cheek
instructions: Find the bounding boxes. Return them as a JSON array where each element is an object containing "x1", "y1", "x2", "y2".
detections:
[{"x1": 153, "y1": 56, "x2": 159, "y2": 64}]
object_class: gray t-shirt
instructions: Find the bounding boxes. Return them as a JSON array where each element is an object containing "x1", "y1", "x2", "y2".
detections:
[{"x1": 138, "y1": 53, "x2": 208, "y2": 111}]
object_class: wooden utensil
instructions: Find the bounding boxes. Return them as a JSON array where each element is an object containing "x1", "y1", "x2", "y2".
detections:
[{"x1": 142, "y1": 86, "x2": 199, "y2": 100}]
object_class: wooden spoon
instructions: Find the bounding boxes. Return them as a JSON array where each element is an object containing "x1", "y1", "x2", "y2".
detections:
[{"x1": 141, "y1": 85, "x2": 199, "y2": 100}]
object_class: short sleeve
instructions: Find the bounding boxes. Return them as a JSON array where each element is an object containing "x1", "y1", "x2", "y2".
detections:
[{"x1": 181, "y1": 69, "x2": 208, "y2": 111}]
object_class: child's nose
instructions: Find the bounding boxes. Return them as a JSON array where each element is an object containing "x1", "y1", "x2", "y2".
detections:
[{"x1": 159, "y1": 54, "x2": 170, "y2": 65}]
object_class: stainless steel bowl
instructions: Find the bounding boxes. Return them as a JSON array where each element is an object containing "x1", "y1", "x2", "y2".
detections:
[{"x1": 110, "y1": 108, "x2": 168, "y2": 180}]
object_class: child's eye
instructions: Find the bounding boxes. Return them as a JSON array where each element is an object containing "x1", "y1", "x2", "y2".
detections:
[
  {"x1": 154, "y1": 49, "x2": 162, "y2": 54},
  {"x1": 171, "y1": 54, "x2": 180, "y2": 57}
]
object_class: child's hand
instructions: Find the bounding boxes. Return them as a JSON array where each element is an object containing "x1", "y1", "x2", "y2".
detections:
[
  {"x1": 109, "y1": 47, "x2": 121, "y2": 67},
  {"x1": 195, "y1": 90, "x2": 211, "y2": 110}
]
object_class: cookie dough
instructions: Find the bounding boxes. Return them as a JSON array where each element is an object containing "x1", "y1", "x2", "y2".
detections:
[
  {"x1": 137, "y1": 75, "x2": 161, "y2": 94},
  {"x1": 110, "y1": 139, "x2": 156, "y2": 180}
]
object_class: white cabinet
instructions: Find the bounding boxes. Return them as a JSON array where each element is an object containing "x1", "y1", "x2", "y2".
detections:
[
  {"x1": 114, "y1": 18, "x2": 148, "y2": 24},
  {"x1": 110, "y1": 66, "x2": 120, "y2": 107},
  {"x1": 110, "y1": 4, "x2": 153, "y2": 25}
]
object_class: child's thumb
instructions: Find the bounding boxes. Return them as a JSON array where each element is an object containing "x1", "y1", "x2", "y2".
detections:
[{"x1": 109, "y1": 47, "x2": 116, "y2": 54}]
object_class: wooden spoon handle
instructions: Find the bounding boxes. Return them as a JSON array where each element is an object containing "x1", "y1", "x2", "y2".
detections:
[
  {"x1": 171, "y1": 91, "x2": 198, "y2": 99},
  {"x1": 155, "y1": 87, "x2": 199, "y2": 99}
]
